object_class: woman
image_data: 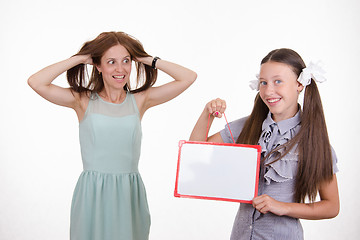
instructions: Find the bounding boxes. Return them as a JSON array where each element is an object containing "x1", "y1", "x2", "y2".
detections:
[{"x1": 28, "y1": 31, "x2": 197, "y2": 240}]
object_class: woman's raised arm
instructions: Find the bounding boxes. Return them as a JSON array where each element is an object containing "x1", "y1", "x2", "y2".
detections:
[
  {"x1": 28, "y1": 55, "x2": 91, "y2": 109},
  {"x1": 134, "y1": 57, "x2": 197, "y2": 116}
]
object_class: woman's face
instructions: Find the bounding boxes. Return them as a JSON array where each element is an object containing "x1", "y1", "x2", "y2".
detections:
[
  {"x1": 259, "y1": 61, "x2": 304, "y2": 122},
  {"x1": 97, "y1": 44, "x2": 132, "y2": 91}
]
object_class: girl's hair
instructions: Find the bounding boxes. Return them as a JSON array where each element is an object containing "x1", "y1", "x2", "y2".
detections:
[
  {"x1": 237, "y1": 48, "x2": 333, "y2": 203},
  {"x1": 66, "y1": 31, "x2": 157, "y2": 94}
]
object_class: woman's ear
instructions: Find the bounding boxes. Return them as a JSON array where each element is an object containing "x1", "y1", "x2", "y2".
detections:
[{"x1": 95, "y1": 65, "x2": 102, "y2": 73}]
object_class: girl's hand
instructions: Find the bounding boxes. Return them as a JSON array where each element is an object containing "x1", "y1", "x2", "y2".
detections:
[
  {"x1": 252, "y1": 194, "x2": 290, "y2": 216},
  {"x1": 205, "y1": 98, "x2": 226, "y2": 118}
]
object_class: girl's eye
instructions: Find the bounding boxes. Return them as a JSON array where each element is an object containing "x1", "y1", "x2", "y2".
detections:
[
  {"x1": 275, "y1": 80, "x2": 282, "y2": 84},
  {"x1": 108, "y1": 60, "x2": 115, "y2": 64},
  {"x1": 123, "y1": 58, "x2": 130, "y2": 64},
  {"x1": 260, "y1": 81, "x2": 267, "y2": 86}
]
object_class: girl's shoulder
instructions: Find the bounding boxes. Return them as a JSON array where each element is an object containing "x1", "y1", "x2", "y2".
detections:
[
  {"x1": 229, "y1": 116, "x2": 249, "y2": 127},
  {"x1": 220, "y1": 116, "x2": 249, "y2": 143},
  {"x1": 227, "y1": 116, "x2": 250, "y2": 134}
]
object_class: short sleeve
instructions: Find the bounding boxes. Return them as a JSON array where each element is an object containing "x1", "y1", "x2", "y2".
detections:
[
  {"x1": 219, "y1": 116, "x2": 248, "y2": 144},
  {"x1": 331, "y1": 146, "x2": 339, "y2": 174}
]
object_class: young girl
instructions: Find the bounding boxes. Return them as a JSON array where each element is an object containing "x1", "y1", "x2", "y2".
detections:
[
  {"x1": 28, "y1": 31, "x2": 196, "y2": 240},
  {"x1": 190, "y1": 48, "x2": 339, "y2": 240}
]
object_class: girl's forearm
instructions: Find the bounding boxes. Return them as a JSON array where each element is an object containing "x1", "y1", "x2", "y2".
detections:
[
  {"x1": 284, "y1": 200, "x2": 339, "y2": 220},
  {"x1": 190, "y1": 110, "x2": 214, "y2": 141}
]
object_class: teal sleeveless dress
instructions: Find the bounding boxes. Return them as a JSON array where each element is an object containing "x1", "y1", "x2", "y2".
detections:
[{"x1": 70, "y1": 92, "x2": 150, "y2": 240}]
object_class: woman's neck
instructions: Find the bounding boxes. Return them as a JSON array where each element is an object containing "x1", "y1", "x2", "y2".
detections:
[{"x1": 98, "y1": 88, "x2": 127, "y2": 104}]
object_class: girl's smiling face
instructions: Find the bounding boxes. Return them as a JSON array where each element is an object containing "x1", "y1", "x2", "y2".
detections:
[
  {"x1": 96, "y1": 44, "x2": 132, "y2": 90},
  {"x1": 259, "y1": 61, "x2": 304, "y2": 122}
]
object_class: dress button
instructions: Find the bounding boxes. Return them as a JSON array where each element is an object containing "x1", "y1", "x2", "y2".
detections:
[{"x1": 250, "y1": 225, "x2": 253, "y2": 230}]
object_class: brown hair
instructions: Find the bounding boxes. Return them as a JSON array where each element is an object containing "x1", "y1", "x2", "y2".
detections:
[
  {"x1": 66, "y1": 31, "x2": 157, "y2": 94},
  {"x1": 237, "y1": 48, "x2": 333, "y2": 203}
]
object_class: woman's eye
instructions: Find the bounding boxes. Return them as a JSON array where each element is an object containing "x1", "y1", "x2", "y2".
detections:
[
  {"x1": 275, "y1": 80, "x2": 282, "y2": 84},
  {"x1": 123, "y1": 58, "x2": 130, "y2": 64},
  {"x1": 260, "y1": 81, "x2": 267, "y2": 86},
  {"x1": 108, "y1": 60, "x2": 115, "y2": 64}
]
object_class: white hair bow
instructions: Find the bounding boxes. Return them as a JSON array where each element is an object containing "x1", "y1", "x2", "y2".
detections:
[
  {"x1": 297, "y1": 61, "x2": 327, "y2": 87},
  {"x1": 249, "y1": 74, "x2": 260, "y2": 91}
]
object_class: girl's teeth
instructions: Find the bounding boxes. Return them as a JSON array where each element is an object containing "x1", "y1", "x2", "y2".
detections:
[{"x1": 268, "y1": 99, "x2": 280, "y2": 103}]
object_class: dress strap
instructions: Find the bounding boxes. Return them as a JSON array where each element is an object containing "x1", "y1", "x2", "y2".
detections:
[
  {"x1": 129, "y1": 93, "x2": 140, "y2": 115},
  {"x1": 79, "y1": 92, "x2": 95, "y2": 124}
]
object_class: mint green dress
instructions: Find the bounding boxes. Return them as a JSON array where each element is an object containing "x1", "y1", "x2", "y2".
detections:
[{"x1": 70, "y1": 93, "x2": 150, "y2": 240}]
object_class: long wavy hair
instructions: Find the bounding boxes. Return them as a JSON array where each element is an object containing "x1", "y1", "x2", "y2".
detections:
[
  {"x1": 66, "y1": 31, "x2": 157, "y2": 94},
  {"x1": 236, "y1": 48, "x2": 333, "y2": 203}
]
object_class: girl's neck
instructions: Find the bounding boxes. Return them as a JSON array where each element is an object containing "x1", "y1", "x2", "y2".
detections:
[{"x1": 271, "y1": 105, "x2": 300, "y2": 123}]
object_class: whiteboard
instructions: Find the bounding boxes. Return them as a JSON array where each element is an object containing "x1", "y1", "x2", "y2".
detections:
[{"x1": 174, "y1": 140, "x2": 261, "y2": 203}]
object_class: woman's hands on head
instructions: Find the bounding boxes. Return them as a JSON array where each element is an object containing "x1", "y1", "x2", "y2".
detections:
[
  {"x1": 132, "y1": 56, "x2": 153, "y2": 66},
  {"x1": 205, "y1": 98, "x2": 226, "y2": 118},
  {"x1": 83, "y1": 54, "x2": 93, "y2": 65},
  {"x1": 74, "y1": 54, "x2": 93, "y2": 65}
]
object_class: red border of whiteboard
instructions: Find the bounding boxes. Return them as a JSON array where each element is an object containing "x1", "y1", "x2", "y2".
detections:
[{"x1": 174, "y1": 140, "x2": 261, "y2": 204}]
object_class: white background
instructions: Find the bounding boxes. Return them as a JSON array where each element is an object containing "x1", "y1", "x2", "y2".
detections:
[{"x1": 1, "y1": 0, "x2": 359, "y2": 239}]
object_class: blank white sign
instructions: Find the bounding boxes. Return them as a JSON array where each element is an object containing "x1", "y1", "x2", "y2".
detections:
[{"x1": 175, "y1": 141, "x2": 261, "y2": 203}]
